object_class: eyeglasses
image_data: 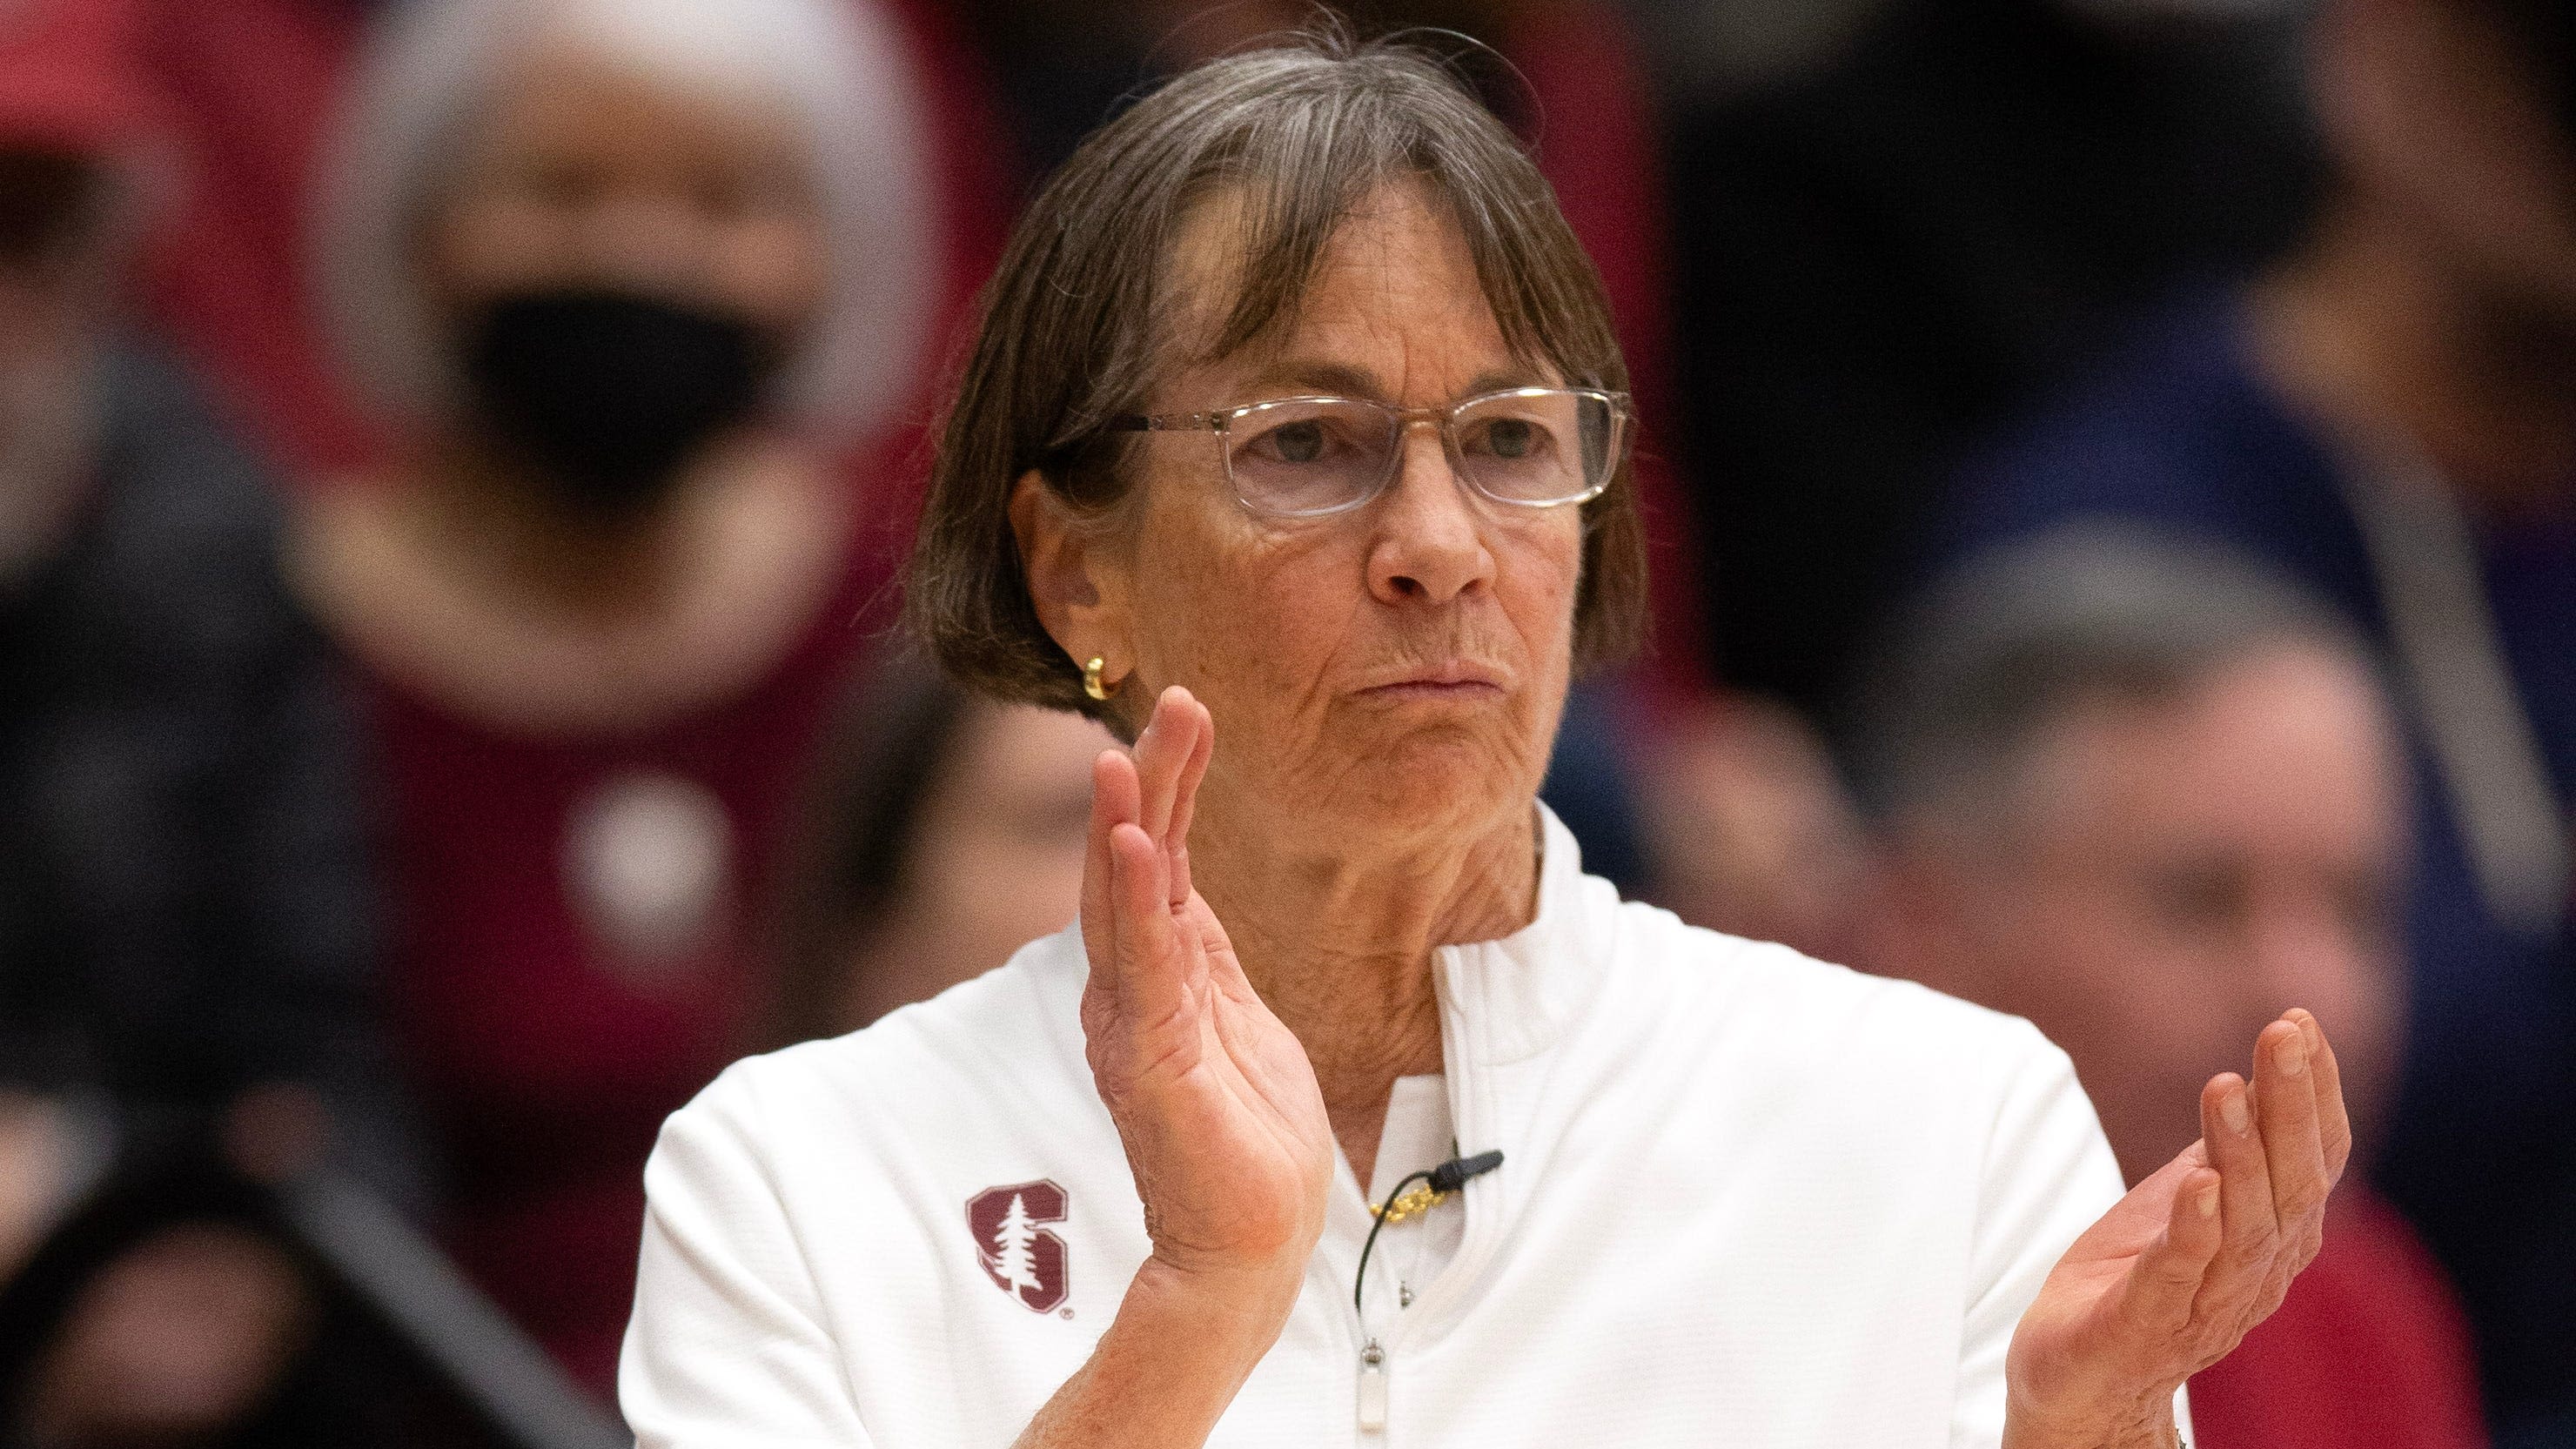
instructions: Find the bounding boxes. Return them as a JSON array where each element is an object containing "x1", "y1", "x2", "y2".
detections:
[{"x1": 1106, "y1": 386, "x2": 1632, "y2": 520}]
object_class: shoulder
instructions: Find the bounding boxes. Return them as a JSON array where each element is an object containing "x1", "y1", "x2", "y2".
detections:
[
  {"x1": 95, "y1": 342, "x2": 278, "y2": 520},
  {"x1": 58, "y1": 344, "x2": 299, "y2": 653},
  {"x1": 1566, "y1": 901, "x2": 2115, "y2": 1279},
  {"x1": 659, "y1": 927, "x2": 1095, "y2": 1175},
  {"x1": 1606, "y1": 900, "x2": 2075, "y2": 1100}
]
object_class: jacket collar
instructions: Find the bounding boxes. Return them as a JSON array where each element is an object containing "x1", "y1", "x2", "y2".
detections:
[{"x1": 1432, "y1": 802, "x2": 1618, "y2": 1067}]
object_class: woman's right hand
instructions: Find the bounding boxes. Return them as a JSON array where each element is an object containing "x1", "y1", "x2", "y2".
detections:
[
  {"x1": 1079, "y1": 686, "x2": 1334, "y2": 1304},
  {"x1": 1016, "y1": 687, "x2": 1332, "y2": 1447}
]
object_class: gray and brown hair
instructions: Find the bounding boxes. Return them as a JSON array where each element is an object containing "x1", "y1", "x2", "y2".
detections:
[
  {"x1": 904, "y1": 29, "x2": 1648, "y2": 718},
  {"x1": 1850, "y1": 524, "x2": 2382, "y2": 836}
]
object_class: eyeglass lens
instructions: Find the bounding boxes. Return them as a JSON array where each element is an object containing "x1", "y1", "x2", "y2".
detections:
[{"x1": 1222, "y1": 392, "x2": 1620, "y2": 517}]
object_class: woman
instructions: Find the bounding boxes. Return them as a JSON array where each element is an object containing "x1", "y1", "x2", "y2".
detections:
[
  {"x1": 624, "y1": 37, "x2": 2345, "y2": 1447},
  {"x1": 292, "y1": 0, "x2": 952, "y2": 1390},
  {"x1": 773, "y1": 649, "x2": 1112, "y2": 1042}
]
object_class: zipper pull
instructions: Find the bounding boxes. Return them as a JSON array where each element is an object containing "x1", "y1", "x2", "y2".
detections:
[{"x1": 1357, "y1": 1338, "x2": 1388, "y2": 1432}]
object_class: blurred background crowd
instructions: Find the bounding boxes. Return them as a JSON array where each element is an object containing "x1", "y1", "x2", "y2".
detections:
[{"x1": 0, "y1": 0, "x2": 2564, "y2": 1444}]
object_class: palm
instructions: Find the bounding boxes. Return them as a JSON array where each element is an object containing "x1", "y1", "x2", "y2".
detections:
[
  {"x1": 2009, "y1": 1152, "x2": 2213, "y2": 1415},
  {"x1": 1078, "y1": 689, "x2": 1334, "y2": 1277}
]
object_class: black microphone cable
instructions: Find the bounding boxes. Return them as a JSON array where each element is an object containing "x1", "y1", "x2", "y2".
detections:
[{"x1": 1353, "y1": 1150, "x2": 1503, "y2": 1318}]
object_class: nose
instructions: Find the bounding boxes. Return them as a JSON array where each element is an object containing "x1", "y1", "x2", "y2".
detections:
[
  {"x1": 575, "y1": 189, "x2": 712, "y2": 294},
  {"x1": 1365, "y1": 420, "x2": 1496, "y2": 607}
]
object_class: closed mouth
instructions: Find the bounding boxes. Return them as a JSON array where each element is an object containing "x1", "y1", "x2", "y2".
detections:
[{"x1": 1358, "y1": 663, "x2": 1506, "y2": 701}]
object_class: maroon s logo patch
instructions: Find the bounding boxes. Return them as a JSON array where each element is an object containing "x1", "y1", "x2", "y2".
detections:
[{"x1": 966, "y1": 1180, "x2": 1070, "y2": 1313}]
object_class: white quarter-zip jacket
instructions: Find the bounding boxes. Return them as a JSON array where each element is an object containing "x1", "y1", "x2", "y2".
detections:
[{"x1": 622, "y1": 808, "x2": 2139, "y2": 1447}]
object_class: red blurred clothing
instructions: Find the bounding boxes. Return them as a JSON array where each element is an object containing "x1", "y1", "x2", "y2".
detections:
[
  {"x1": 128, "y1": 0, "x2": 1013, "y2": 1395},
  {"x1": 2188, "y1": 1188, "x2": 2488, "y2": 1449},
  {"x1": 132, "y1": 0, "x2": 379, "y2": 473},
  {"x1": 1506, "y1": 1, "x2": 1703, "y2": 688},
  {"x1": 0, "y1": 0, "x2": 168, "y2": 156},
  {"x1": 364, "y1": 563, "x2": 874, "y2": 1392}
]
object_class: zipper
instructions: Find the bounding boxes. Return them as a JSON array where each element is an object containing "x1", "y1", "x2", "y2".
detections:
[
  {"x1": 1357, "y1": 1338, "x2": 1387, "y2": 1432},
  {"x1": 1350, "y1": 941, "x2": 1496, "y2": 1438}
]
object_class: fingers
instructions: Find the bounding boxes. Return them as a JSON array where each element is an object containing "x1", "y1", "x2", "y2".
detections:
[
  {"x1": 1132, "y1": 688, "x2": 1201, "y2": 844},
  {"x1": 2251, "y1": 1019, "x2": 2330, "y2": 1245},
  {"x1": 1129, "y1": 688, "x2": 1213, "y2": 908},
  {"x1": 2200, "y1": 1070, "x2": 2277, "y2": 1267},
  {"x1": 2116, "y1": 1167, "x2": 2224, "y2": 1331},
  {"x1": 1165, "y1": 697, "x2": 1214, "y2": 906},
  {"x1": 1106, "y1": 819, "x2": 1188, "y2": 1023},
  {"x1": 1083, "y1": 748, "x2": 1141, "y2": 942},
  {"x1": 1088, "y1": 748, "x2": 1177, "y2": 997},
  {"x1": 1082, "y1": 688, "x2": 1219, "y2": 1030},
  {"x1": 2288, "y1": 1009, "x2": 2352, "y2": 1181}
]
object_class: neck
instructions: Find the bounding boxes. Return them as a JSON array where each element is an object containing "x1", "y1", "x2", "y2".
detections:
[
  {"x1": 2252, "y1": 195, "x2": 2576, "y2": 515},
  {"x1": 1188, "y1": 788, "x2": 1541, "y2": 1179}
]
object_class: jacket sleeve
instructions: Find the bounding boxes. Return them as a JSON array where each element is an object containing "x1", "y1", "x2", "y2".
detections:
[
  {"x1": 1949, "y1": 1023, "x2": 2191, "y2": 1449},
  {"x1": 621, "y1": 1064, "x2": 875, "y2": 1448}
]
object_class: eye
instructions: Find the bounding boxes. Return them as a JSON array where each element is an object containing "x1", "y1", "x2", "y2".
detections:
[
  {"x1": 1258, "y1": 419, "x2": 1329, "y2": 464},
  {"x1": 1462, "y1": 411, "x2": 1561, "y2": 464}
]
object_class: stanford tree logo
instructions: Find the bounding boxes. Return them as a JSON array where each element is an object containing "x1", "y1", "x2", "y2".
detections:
[{"x1": 966, "y1": 1179, "x2": 1070, "y2": 1313}]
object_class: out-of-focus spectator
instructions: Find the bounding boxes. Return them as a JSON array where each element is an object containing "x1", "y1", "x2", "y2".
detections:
[
  {"x1": 1931, "y1": 1, "x2": 2576, "y2": 1436},
  {"x1": 0, "y1": 0, "x2": 413, "y2": 1439},
  {"x1": 292, "y1": 0, "x2": 955, "y2": 1392},
  {"x1": 772, "y1": 650, "x2": 1112, "y2": 1044},
  {"x1": 1666, "y1": 0, "x2": 2318, "y2": 727},
  {"x1": 123, "y1": 0, "x2": 1014, "y2": 483},
  {"x1": 1629, "y1": 690, "x2": 1868, "y2": 962},
  {"x1": 1855, "y1": 527, "x2": 2488, "y2": 1449}
]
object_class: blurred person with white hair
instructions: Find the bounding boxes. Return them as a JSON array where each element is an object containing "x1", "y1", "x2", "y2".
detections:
[
  {"x1": 1854, "y1": 527, "x2": 2487, "y2": 1449},
  {"x1": 289, "y1": 0, "x2": 956, "y2": 1389}
]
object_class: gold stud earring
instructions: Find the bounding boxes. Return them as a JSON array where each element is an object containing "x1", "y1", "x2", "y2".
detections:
[{"x1": 1082, "y1": 656, "x2": 1115, "y2": 702}]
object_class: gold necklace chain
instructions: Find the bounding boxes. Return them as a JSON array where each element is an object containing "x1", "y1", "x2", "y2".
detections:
[{"x1": 1372, "y1": 1181, "x2": 1452, "y2": 1226}]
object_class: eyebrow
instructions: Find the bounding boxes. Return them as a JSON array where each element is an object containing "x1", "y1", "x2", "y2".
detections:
[{"x1": 1235, "y1": 358, "x2": 1551, "y2": 403}]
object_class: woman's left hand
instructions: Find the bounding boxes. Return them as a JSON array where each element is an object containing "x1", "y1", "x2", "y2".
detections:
[{"x1": 2003, "y1": 1010, "x2": 2350, "y2": 1449}]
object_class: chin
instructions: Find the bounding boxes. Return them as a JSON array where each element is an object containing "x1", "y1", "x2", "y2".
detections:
[{"x1": 1325, "y1": 721, "x2": 1537, "y2": 838}]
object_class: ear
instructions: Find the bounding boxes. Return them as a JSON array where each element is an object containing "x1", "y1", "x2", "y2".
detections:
[{"x1": 1009, "y1": 469, "x2": 1133, "y2": 680}]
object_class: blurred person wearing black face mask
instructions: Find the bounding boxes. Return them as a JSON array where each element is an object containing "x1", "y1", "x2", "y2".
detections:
[
  {"x1": 1932, "y1": 0, "x2": 2576, "y2": 1439},
  {"x1": 0, "y1": 0, "x2": 421, "y2": 1443},
  {"x1": 292, "y1": 0, "x2": 945, "y2": 1392}
]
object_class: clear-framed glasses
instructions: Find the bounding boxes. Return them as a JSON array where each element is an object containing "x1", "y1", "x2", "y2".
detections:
[{"x1": 1106, "y1": 386, "x2": 1633, "y2": 520}]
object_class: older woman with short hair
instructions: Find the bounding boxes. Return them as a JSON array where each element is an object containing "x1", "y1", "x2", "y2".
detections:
[
  {"x1": 624, "y1": 36, "x2": 2345, "y2": 1448},
  {"x1": 296, "y1": 0, "x2": 948, "y2": 1387}
]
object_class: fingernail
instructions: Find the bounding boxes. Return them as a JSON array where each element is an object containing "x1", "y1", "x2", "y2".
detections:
[
  {"x1": 2277, "y1": 1034, "x2": 2309, "y2": 1077},
  {"x1": 2222, "y1": 1089, "x2": 2251, "y2": 1134},
  {"x1": 2197, "y1": 1184, "x2": 2220, "y2": 1218}
]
